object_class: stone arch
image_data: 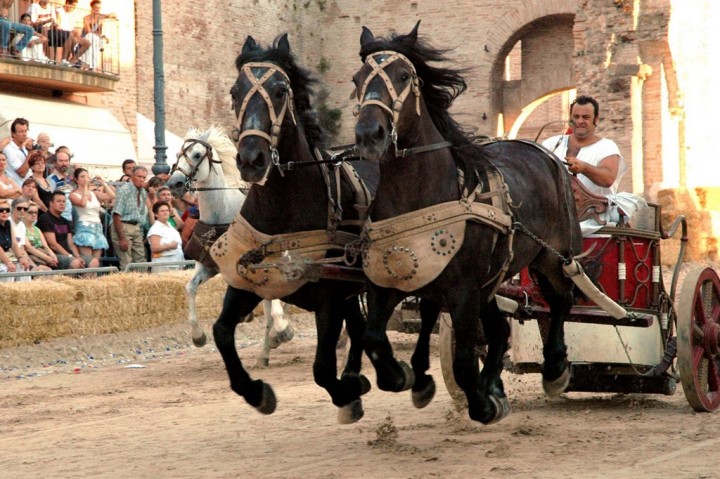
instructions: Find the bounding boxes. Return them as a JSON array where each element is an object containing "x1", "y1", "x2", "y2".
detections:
[{"x1": 485, "y1": 3, "x2": 577, "y2": 139}]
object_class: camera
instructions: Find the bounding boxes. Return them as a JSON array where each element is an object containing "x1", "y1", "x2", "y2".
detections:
[{"x1": 32, "y1": 144, "x2": 43, "y2": 150}]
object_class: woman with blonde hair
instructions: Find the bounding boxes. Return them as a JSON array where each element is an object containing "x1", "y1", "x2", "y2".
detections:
[{"x1": 69, "y1": 168, "x2": 115, "y2": 267}]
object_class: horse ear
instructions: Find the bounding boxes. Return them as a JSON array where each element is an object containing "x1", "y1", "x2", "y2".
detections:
[
  {"x1": 278, "y1": 33, "x2": 290, "y2": 51},
  {"x1": 407, "y1": 20, "x2": 421, "y2": 44},
  {"x1": 360, "y1": 26, "x2": 374, "y2": 48},
  {"x1": 242, "y1": 36, "x2": 257, "y2": 54}
]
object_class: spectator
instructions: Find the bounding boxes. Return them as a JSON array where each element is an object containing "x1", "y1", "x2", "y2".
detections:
[
  {"x1": 1, "y1": 118, "x2": 31, "y2": 186},
  {"x1": 69, "y1": 168, "x2": 114, "y2": 268},
  {"x1": 147, "y1": 201, "x2": 184, "y2": 272},
  {"x1": 145, "y1": 175, "x2": 165, "y2": 207},
  {"x1": 11, "y1": 197, "x2": 49, "y2": 277},
  {"x1": 48, "y1": 149, "x2": 73, "y2": 221},
  {"x1": 56, "y1": 0, "x2": 86, "y2": 67},
  {"x1": 37, "y1": 190, "x2": 85, "y2": 270},
  {"x1": 119, "y1": 159, "x2": 136, "y2": 182},
  {"x1": 13, "y1": 13, "x2": 49, "y2": 63},
  {"x1": 36, "y1": 132, "x2": 54, "y2": 163},
  {"x1": 111, "y1": 165, "x2": 148, "y2": 270},
  {"x1": 0, "y1": 0, "x2": 33, "y2": 58},
  {"x1": 28, "y1": 0, "x2": 57, "y2": 39},
  {"x1": 151, "y1": 186, "x2": 184, "y2": 231},
  {"x1": 0, "y1": 199, "x2": 27, "y2": 281},
  {"x1": 78, "y1": 0, "x2": 115, "y2": 70},
  {"x1": 20, "y1": 178, "x2": 46, "y2": 212},
  {"x1": 27, "y1": 151, "x2": 53, "y2": 210},
  {"x1": 0, "y1": 151, "x2": 22, "y2": 200},
  {"x1": 22, "y1": 201, "x2": 59, "y2": 268}
]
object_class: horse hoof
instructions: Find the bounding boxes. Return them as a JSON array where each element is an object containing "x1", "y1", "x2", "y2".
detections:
[
  {"x1": 256, "y1": 357, "x2": 269, "y2": 368},
  {"x1": 192, "y1": 333, "x2": 207, "y2": 348},
  {"x1": 337, "y1": 399, "x2": 364, "y2": 424},
  {"x1": 359, "y1": 375, "x2": 372, "y2": 396},
  {"x1": 411, "y1": 375, "x2": 436, "y2": 409},
  {"x1": 542, "y1": 364, "x2": 571, "y2": 397},
  {"x1": 399, "y1": 361, "x2": 416, "y2": 392},
  {"x1": 268, "y1": 325, "x2": 295, "y2": 349},
  {"x1": 483, "y1": 395, "x2": 511, "y2": 425},
  {"x1": 255, "y1": 383, "x2": 277, "y2": 415}
]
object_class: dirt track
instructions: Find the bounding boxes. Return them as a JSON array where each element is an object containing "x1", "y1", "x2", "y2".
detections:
[{"x1": 1, "y1": 309, "x2": 719, "y2": 479}]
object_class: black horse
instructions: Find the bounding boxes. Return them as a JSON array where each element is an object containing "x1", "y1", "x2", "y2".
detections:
[
  {"x1": 353, "y1": 22, "x2": 582, "y2": 424},
  {"x1": 212, "y1": 34, "x2": 440, "y2": 423}
]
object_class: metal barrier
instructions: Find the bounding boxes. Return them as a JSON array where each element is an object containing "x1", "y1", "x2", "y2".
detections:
[
  {"x1": 0, "y1": 266, "x2": 119, "y2": 280},
  {"x1": 123, "y1": 260, "x2": 196, "y2": 273}
]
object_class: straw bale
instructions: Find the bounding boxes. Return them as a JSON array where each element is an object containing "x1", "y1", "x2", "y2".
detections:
[{"x1": 1, "y1": 280, "x2": 76, "y2": 306}]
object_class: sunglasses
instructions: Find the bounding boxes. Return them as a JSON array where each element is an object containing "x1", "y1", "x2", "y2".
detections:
[
  {"x1": 27, "y1": 210, "x2": 38, "y2": 215},
  {"x1": 0, "y1": 208, "x2": 10, "y2": 213},
  {"x1": 15, "y1": 206, "x2": 28, "y2": 211}
]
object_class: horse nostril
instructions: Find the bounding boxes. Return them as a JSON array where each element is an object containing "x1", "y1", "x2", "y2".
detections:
[
  {"x1": 374, "y1": 124, "x2": 385, "y2": 141},
  {"x1": 251, "y1": 151, "x2": 265, "y2": 168}
]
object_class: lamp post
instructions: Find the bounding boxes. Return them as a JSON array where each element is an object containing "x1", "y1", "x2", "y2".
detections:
[{"x1": 151, "y1": 0, "x2": 169, "y2": 175}]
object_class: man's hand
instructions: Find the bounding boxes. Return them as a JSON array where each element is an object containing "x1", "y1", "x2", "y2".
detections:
[
  {"x1": 118, "y1": 237, "x2": 129, "y2": 252},
  {"x1": 565, "y1": 155, "x2": 584, "y2": 175}
]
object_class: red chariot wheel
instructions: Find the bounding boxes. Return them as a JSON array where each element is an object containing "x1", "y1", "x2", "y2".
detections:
[{"x1": 677, "y1": 267, "x2": 720, "y2": 412}]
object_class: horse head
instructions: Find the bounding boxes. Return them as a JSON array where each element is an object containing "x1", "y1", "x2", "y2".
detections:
[
  {"x1": 167, "y1": 126, "x2": 240, "y2": 197},
  {"x1": 230, "y1": 34, "x2": 308, "y2": 185},
  {"x1": 353, "y1": 21, "x2": 469, "y2": 162}
]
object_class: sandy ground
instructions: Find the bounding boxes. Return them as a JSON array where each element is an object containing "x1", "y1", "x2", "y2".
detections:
[{"x1": 1, "y1": 301, "x2": 719, "y2": 479}]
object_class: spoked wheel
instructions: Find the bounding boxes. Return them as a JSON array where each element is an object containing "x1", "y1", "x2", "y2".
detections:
[
  {"x1": 677, "y1": 267, "x2": 720, "y2": 412},
  {"x1": 438, "y1": 313, "x2": 489, "y2": 407}
]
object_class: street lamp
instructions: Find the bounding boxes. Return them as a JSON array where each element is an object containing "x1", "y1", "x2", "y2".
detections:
[{"x1": 151, "y1": 0, "x2": 169, "y2": 175}]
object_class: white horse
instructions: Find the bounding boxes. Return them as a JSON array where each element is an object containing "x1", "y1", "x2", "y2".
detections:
[{"x1": 167, "y1": 126, "x2": 294, "y2": 367}]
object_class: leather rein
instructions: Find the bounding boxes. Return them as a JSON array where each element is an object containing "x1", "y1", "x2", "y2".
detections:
[{"x1": 352, "y1": 50, "x2": 452, "y2": 158}]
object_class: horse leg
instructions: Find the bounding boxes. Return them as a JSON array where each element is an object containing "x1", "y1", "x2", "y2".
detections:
[
  {"x1": 313, "y1": 295, "x2": 370, "y2": 424},
  {"x1": 533, "y1": 268, "x2": 573, "y2": 396},
  {"x1": 212, "y1": 286, "x2": 273, "y2": 413},
  {"x1": 411, "y1": 299, "x2": 441, "y2": 408},
  {"x1": 186, "y1": 263, "x2": 216, "y2": 347},
  {"x1": 337, "y1": 296, "x2": 371, "y2": 423},
  {"x1": 257, "y1": 303, "x2": 273, "y2": 368},
  {"x1": 364, "y1": 285, "x2": 415, "y2": 392},
  {"x1": 268, "y1": 299, "x2": 294, "y2": 348},
  {"x1": 474, "y1": 298, "x2": 511, "y2": 423}
]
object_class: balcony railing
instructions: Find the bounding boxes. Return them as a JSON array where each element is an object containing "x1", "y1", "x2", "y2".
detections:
[{"x1": 1, "y1": 1, "x2": 120, "y2": 90}]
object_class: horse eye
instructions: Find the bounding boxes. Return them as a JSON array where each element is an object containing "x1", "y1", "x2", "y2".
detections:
[
  {"x1": 193, "y1": 152, "x2": 202, "y2": 160},
  {"x1": 275, "y1": 87, "x2": 287, "y2": 100},
  {"x1": 400, "y1": 73, "x2": 410, "y2": 83}
]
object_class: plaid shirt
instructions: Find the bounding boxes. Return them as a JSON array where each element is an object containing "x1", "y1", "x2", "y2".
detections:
[{"x1": 113, "y1": 181, "x2": 148, "y2": 225}]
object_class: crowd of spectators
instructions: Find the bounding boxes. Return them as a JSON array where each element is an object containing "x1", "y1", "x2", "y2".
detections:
[
  {"x1": 0, "y1": 117, "x2": 196, "y2": 281},
  {"x1": 1, "y1": 0, "x2": 116, "y2": 71}
]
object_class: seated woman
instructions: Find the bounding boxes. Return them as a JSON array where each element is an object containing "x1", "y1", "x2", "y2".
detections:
[
  {"x1": 27, "y1": 152, "x2": 54, "y2": 211},
  {"x1": 69, "y1": 168, "x2": 116, "y2": 268},
  {"x1": 147, "y1": 201, "x2": 184, "y2": 272},
  {"x1": 22, "y1": 202, "x2": 59, "y2": 269},
  {"x1": 78, "y1": 0, "x2": 117, "y2": 70}
]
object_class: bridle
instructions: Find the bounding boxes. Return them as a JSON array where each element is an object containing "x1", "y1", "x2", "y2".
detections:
[
  {"x1": 171, "y1": 138, "x2": 224, "y2": 191},
  {"x1": 352, "y1": 50, "x2": 451, "y2": 158},
  {"x1": 230, "y1": 62, "x2": 297, "y2": 184}
]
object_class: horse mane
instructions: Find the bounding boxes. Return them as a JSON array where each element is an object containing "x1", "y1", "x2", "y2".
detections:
[
  {"x1": 234, "y1": 35, "x2": 325, "y2": 152},
  {"x1": 359, "y1": 30, "x2": 491, "y2": 182},
  {"x1": 183, "y1": 126, "x2": 246, "y2": 189}
]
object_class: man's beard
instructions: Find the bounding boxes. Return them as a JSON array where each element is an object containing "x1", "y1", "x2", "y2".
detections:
[{"x1": 57, "y1": 166, "x2": 68, "y2": 174}]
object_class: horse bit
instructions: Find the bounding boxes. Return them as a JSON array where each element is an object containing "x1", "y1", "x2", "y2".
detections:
[
  {"x1": 352, "y1": 51, "x2": 451, "y2": 158},
  {"x1": 230, "y1": 62, "x2": 297, "y2": 182}
]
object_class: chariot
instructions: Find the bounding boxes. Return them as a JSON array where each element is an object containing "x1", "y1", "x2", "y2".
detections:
[{"x1": 438, "y1": 176, "x2": 720, "y2": 412}]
